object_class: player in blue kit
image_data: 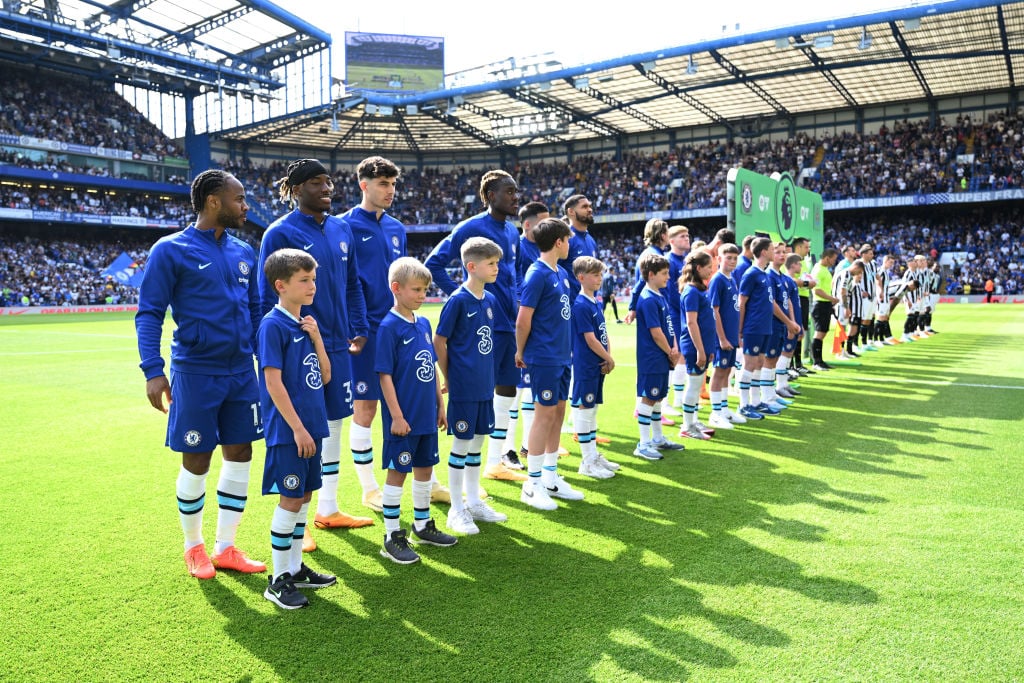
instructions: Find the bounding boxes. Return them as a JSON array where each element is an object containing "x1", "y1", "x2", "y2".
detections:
[
  {"x1": 338, "y1": 157, "x2": 406, "y2": 512},
  {"x1": 558, "y1": 194, "x2": 598, "y2": 299},
  {"x1": 135, "y1": 170, "x2": 266, "y2": 580},
  {"x1": 516, "y1": 218, "x2": 585, "y2": 510},
  {"x1": 571, "y1": 256, "x2": 620, "y2": 479},
  {"x1": 259, "y1": 159, "x2": 373, "y2": 552},
  {"x1": 665, "y1": 224, "x2": 691, "y2": 416},
  {"x1": 737, "y1": 237, "x2": 776, "y2": 420},
  {"x1": 375, "y1": 258, "x2": 456, "y2": 564},
  {"x1": 426, "y1": 170, "x2": 523, "y2": 483},
  {"x1": 763, "y1": 243, "x2": 801, "y2": 410},
  {"x1": 707, "y1": 243, "x2": 745, "y2": 429},
  {"x1": 677, "y1": 251, "x2": 718, "y2": 441},
  {"x1": 633, "y1": 252, "x2": 686, "y2": 460},
  {"x1": 435, "y1": 237, "x2": 510, "y2": 534},
  {"x1": 257, "y1": 249, "x2": 337, "y2": 609},
  {"x1": 778, "y1": 253, "x2": 805, "y2": 399},
  {"x1": 733, "y1": 235, "x2": 756, "y2": 288},
  {"x1": 624, "y1": 218, "x2": 669, "y2": 322}
]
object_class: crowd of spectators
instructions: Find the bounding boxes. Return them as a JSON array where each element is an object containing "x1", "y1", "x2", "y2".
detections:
[{"x1": 0, "y1": 184, "x2": 191, "y2": 223}]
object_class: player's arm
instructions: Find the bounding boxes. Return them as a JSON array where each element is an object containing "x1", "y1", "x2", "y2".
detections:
[
  {"x1": 737, "y1": 293, "x2": 748, "y2": 334},
  {"x1": 514, "y1": 305, "x2": 535, "y2": 368},
  {"x1": 378, "y1": 373, "x2": 410, "y2": 436},
  {"x1": 257, "y1": 229, "x2": 285, "y2": 316},
  {"x1": 301, "y1": 315, "x2": 331, "y2": 385},
  {"x1": 244, "y1": 248, "x2": 263, "y2": 357},
  {"x1": 582, "y1": 331, "x2": 615, "y2": 373},
  {"x1": 135, "y1": 242, "x2": 174, "y2": 412},
  {"x1": 344, "y1": 224, "x2": 369, "y2": 352},
  {"x1": 434, "y1": 372, "x2": 447, "y2": 431},
  {"x1": 432, "y1": 334, "x2": 450, "y2": 393},
  {"x1": 649, "y1": 324, "x2": 678, "y2": 366},
  {"x1": 685, "y1": 309, "x2": 706, "y2": 367},
  {"x1": 264, "y1": 367, "x2": 316, "y2": 458},
  {"x1": 424, "y1": 234, "x2": 461, "y2": 295}
]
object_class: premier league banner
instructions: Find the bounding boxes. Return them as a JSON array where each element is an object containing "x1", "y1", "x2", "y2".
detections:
[{"x1": 727, "y1": 168, "x2": 824, "y2": 258}]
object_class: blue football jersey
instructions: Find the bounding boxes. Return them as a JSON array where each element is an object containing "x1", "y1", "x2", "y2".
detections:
[
  {"x1": 768, "y1": 268, "x2": 789, "y2": 333},
  {"x1": 435, "y1": 286, "x2": 496, "y2": 402},
  {"x1": 520, "y1": 260, "x2": 572, "y2": 366},
  {"x1": 375, "y1": 311, "x2": 439, "y2": 435},
  {"x1": 558, "y1": 227, "x2": 598, "y2": 299},
  {"x1": 707, "y1": 271, "x2": 740, "y2": 345},
  {"x1": 740, "y1": 265, "x2": 773, "y2": 336},
  {"x1": 571, "y1": 293, "x2": 608, "y2": 377},
  {"x1": 636, "y1": 286, "x2": 675, "y2": 374},
  {"x1": 679, "y1": 284, "x2": 716, "y2": 354}
]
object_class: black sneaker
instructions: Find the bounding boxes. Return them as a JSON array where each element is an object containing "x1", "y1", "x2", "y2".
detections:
[
  {"x1": 519, "y1": 446, "x2": 529, "y2": 460},
  {"x1": 292, "y1": 562, "x2": 336, "y2": 589},
  {"x1": 380, "y1": 529, "x2": 420, "y2": 565},
  {"x1": 501, "y1": 450, "x2": 524, "y2": 470},
  {"x1": 412, "y1": 519, "x2": 458, "y2": 547},
  {"x1": 264, "y1": 573, "x2": 309, "y2": 610}
]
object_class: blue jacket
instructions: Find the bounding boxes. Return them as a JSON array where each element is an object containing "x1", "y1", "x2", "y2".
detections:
[
  {"x1": 136, "y1": 225, "x2": 262, "y2": 379},
  {"x1": 337, "y1": 206, "x2": 406, "y2": 327}
]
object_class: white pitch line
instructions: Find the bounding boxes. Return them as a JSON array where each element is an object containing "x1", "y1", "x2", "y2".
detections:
[{"x1": 828, "y1": 375, "x2": 1024, "y2": 390}]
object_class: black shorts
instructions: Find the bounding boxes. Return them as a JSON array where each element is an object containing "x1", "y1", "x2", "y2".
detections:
[
  {"x1": 812, "y1": 302, "x2": 833, "y2": 333},
  {"x1": 799, "y1": 295, "x2": 810, "y2": 330}
]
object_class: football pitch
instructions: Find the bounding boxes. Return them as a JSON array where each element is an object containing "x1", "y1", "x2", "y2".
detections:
[{"x1": 1, "y1": 305, "x2": 1022, "y2": 682}]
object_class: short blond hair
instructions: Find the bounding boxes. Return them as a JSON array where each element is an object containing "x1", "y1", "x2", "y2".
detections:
[
  {"x1": 388, "y1": 256, "x2": 432, "y2": 287},
  {"x1": 667, "y1": 224, "x2": 689, "y2": 238},
  {"x1": 573, "y1": 255, "x2": 605, "y2": 278}
]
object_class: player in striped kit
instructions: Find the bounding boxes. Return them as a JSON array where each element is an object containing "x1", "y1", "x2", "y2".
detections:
[
  {"x1": 874, "y1": 254, "x2": 898, "y2": 345},
  {"x1": 900, "y1": 257, "x2": 924, "y2": 342},
  {"x1": 856, "y1": 244, "x2": 882, "y2": 351},
  {"x1": 836, "y1": 261, "x2": 866, "y2": 359}
]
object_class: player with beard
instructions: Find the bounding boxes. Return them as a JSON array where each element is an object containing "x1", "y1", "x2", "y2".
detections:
[{"x1": 558, "y1": 194, "x2": 598, "y2": 300}]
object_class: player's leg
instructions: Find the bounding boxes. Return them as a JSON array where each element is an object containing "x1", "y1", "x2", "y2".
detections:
[
  {"x1": 538, "y1": 367, "x2": 583, "y2": 500},
  {"x1": 409, "y1": 435, "x2": 457, "y2": 548},
  {"x1": 350, "y1": 333, "x2": 384, "y2": 510},
  {"x1": 266, "y1": 488, "x2": 307, "y2": 609},
  {"x1": 485, "y1": 332, "x2": 527, "y2": 481},
  {"x1": 574, "y1": 376, "x2": 613, "y2": 478},
  {"x1": 445, "y1": 432, "x2": 474, "y2": 534},
  {"x1": 379, "y1": 446, "x2": 418, "y2": 564}
]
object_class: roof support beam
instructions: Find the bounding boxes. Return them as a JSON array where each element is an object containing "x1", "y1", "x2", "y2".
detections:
[
  {"x1": 996, "y1": 4, "x2": 1015, "y2": 88},
  {"x1": 634, "y1": 64, "x2": 731, "y2": 129},
  {"x1": 424, "y1": 108, "x2": 504, "y2": 148},
  {"x1": 708, "y1": 49, "x2": 790, "y2": 117},
  {"x1": 396, "y1": 115, "x2": 420, "y2": 153},
  {"x1": 154, "y1": 7, "x2": 255, "y2": 51},
  {"x1": 791, "y1": 35, "x2": 859, "y2": 108},
  {"x1": 888, "y1": 22, "x2": 933, "y2": 99},
  {"x1": 504, "y1": 88, "x2": 622, "y2": 137},
  {"x1": 332, "y1": 115, "x2": 370, "y2": 151},
  {"x1": 565, "y1": 78, "x2": 668, "y2": 130}
]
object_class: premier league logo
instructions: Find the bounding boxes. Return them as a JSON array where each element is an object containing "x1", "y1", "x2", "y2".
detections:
[
  {"x1": 774, "y1": 172, "x2": 797, "y2": 242},
  {"x1": 238, "y1": 262, "x2": 250, "y2": 275},
  {"x1": 283, "y1": 474, "x2": 300, "y2": 490},
  {"x1": 184, "y1": 430, "x2": 201, "y2": 447}
]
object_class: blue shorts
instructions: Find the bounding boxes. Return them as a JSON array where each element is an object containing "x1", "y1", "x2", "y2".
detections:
[
  {"x1": 517, "y1": 367, "x2": 531, "y2": 390},
  {"x1": 529, "y1": 363, "x2": 571, "y2": 406},
  {"x1": 782, "y1": 333, "x2": 798, "y2": 354},
  {"x1": 324, "y1": 349, "x2": 354, "y2": 420},
  {"x1": 350, "y1": 332, "x2": 381, "y2": 401},
  {"x1": 765, "y1": 330, "x2": 785, "y2": 359},
  {"x1": 636, "y1": 372, "x2": 669, "y2": 401},
  {"x1": 383, "y1": 432, "x2": 439, "y2": 473},
  {"x1": 571, "y1": 373, "x2": 604, "y2": 408},
  {"x1": 493, "y1": 331, "x2": 519, "y2": 387},
  {"x1": 166, "y1": 370, "x2": 263, "y2": 452},
  {"x1": 262, "y1": 442, "x2": 323, "y2": 497},
  {"x1": 681, "y1": 345, "x2": 715, "y2": 375},
  {"x1": 447, "y1": 400, "x2": 495, "y2": 437},
  {"x1": 742, "y1": 333, "x2": 770, "y2": 357},
  {"x1": 713, "y1": 346, "x2": 737, "y2": 369}
]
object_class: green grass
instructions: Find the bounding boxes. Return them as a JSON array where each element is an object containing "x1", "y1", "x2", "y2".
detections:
[{"x1": 1, "y1": 305, "x2": 1023, "y2": 682}]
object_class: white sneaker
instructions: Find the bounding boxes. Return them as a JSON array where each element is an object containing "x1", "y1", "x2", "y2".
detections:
[
  {"x1": 543, "y1": 474, "x2": 585, "y2": 500},
  {"x1": 466, "y1": 501, "x2": 508, "y2": 523},
  {"x1": 520, "y1": 479, "x2": 558, "y2": 510},
  {"x1": 595, "y1": 453, "x2": 621, "y2": 471},
  {"x1": 708, "y1": 413, "x2": 734, "y2": 430},
  {"x1": 723, "y1": 408, "x2": 747, "y2": 424},
  {"x1": 579, "y1": 459, "x2": 614, "y2": 479},
  {"x1": 872, "y1": 340, "x2": 885, "y2": 348},
  {"x1": 661, "y1": 403, "x2": 682, "y2": 416},
  {"x1": 446, "y1": 508, "x2": 479, "y2": 535}
]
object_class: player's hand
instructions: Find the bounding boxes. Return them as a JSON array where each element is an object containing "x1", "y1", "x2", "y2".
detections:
[
  {"x1": 391, "y1": 416, "x2": 411, "y2": 437},
  {"x1": 300, "y1": 315, "x2": 321, "y2": 343},
  {"x1": 601, "y1": 357, "x2": 615, "y2": 374},
  {"x1": 294, "y1": 428, "x2": 316, "y2": 458},
  {"x1": 720, "y1": 340, "x2": 734, "y2": 351},
  {"x1": 146, "y1": 376, "x2": 172, "y2": 413},
  {"x1": 440, "y1": 381, "x2": 448, "y2": 394},
  {"x1": 697, "y1": 351, "x2": 706, "y2": 368},
  {"x1": 668, "y1": 348, "x2": 680, "y2": 366},
  {"x1": 623, "y1": 311, "x2": 636, "y2": 325},
  {"x1": 348, "y1": 336, "x2": 367, "y2": 355},
  {"x1": 515, "y1": 352, "x2": 527, "y2": 369},
  {"x1": 787, "y1": 320, "x2": 801, "y2": 336},
  {"x1": 437, "y1": 409, "x2": 447, "y2": 431}
]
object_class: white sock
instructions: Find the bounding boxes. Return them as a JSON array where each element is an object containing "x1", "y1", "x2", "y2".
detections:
[
  {"x1": 709, "y1": 390, "x2": 723, "y2": 417},
  {"x1": 520, "y1": 388, "x2": 535, "y2": 453},
  {"x1": 527, "y1": 454, "x2": 544, "y2": 481},
  {"x1": 776, "y1": 357, "x2": 790, "y2": 389},
  {"x1": 637, "y1": 400, "x2": 653, "y2": 444},
  {"x1": 289, "y1": 502, "x2": 309, "y2": 577},
  {"x1": 503, "y1": 387, "x2": 523, "y2": 454},
  {"x1": 176, "y1": 466, "x2": 207, "y2": 550},
  {"x1": 739, "y1": 369, "x2": 752, "y2": 408},
  {"x1": 465, "y1": 435, "x2": 485, "y2": 506},
  {"x1": 671, "y1": 365, "x2": 687, "y2": 407},
  {"x1": 350, "y1": 422, "x2": 379, "y2": 494},
  {"x1": 270, "y1": 504, "x2": 298, "y2": 581},
  {"x1": 317, "y1": 418, "x2": 342, "y2": 516},
  {"x1": 382, "y1": 483, "x2": 403, "y2": 538},
  {"x1": 541, "y1": 451, "x2": 559, "y2": 486},
  {"x1": 448, "y1": 438, "x2": 470, "y2": 513},
  {"x1": 215, "y1": 459, "x2": 250, "y2": 555},
  {"x1": 577, "y1": 407, "x2": 598, "y2": 457},
  {"x1": 684, "y1": 374, "x2": 703, "y2": 428},
  {"x1": 651, "y1": 401, "x2": 664, "y2": 440},
  {"x1": 487, "y1": 394, "x2": 515, "y2": 465},
  {"x1": 760, "y1": 367, "x2": 776, "y2": 402},
  {"x1": 412, "y1": 479, "x2": 432, "y2": 531},
  {"x1": 750, "y1": 372, "x2": 762, "y2": 406}
]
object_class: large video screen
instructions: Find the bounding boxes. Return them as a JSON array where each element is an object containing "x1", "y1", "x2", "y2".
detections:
[{"x1": 344, "y1": 32, "x2": 445, "y2": 93}]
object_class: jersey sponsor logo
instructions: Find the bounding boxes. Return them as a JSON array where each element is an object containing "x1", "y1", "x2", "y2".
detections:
[
  {"x1": 560, "y1": 294, "x2": 571, "y2": 320},
  {"x1": 303, "y1": 352, "x2": 323, "y2": 390},
  {"x1": 198, "y1": 262, "x2": 212, "y2": 270},
  {"x1": 184, "y1": 430, "x2": 202, "y2": 447},
  {"x1": 476, "y1": 326, "x2": 493, "y2": 355},
  {"x1": 356, "y1": 381, "x2": 369, "y2": 395},
  {"x1": 455, "y1": 420, "x2": 469, "y2": 434},
  {"x1": 397, "y1": 451, "x2": 413, "y2": 466},
  {"x1": 599, "y1": 321, "x2": 608, "y2": 348},
  {"x1": 303, "y1": 243, "x2": 314, "y2": 250},
  {"x1": 239, "y1": 262, "x2": 250, "y2": 276},
  {"x1": 283, "y1": 474, "x2": 300, "y2": 490},
  {"x1": 414, "y1": 350, "x2": 435, "y2": 382}
]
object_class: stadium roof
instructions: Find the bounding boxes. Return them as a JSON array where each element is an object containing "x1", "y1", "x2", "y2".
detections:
[
  {"x1": 0, "y1": 0, "x2": 329, "y2": 94},
  {"x1": 218, "y1": 0, "x2": 1024, "y2": 153}
]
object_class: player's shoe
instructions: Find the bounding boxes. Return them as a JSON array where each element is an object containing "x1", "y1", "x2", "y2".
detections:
[
  {"x1": 812, "y1": 363, "x2": 831, "y2": 372},
  {"x1": 446, "y1": 508, "x2": 480, "y2": 535},
  {"x1": 501, "y1": 450, "x2": 524, "y2": 470},
  {"x1": 861, "y1": 344, "x2": 878, "y2": 352},
  {"x1": 694, "y1": 420, "x2": 715, "y2": 436},
  {"x1": 652, "y1": 436, "x2": 687, "y2": 450},
  {"x1": 466, "y1": 500, "x2": 508, "y2": 523},
  {"x1": 884, "y1": 337, "x2": 898, "y2": 345},
  {"x1": 708, "y1": 413, "x2": 734, "y2": 430},
  {"x1": 558, "y1": 445, "x2": 570, "y2": 457},
  {"x1": 579, "y1": 460, "x2": 615, "y2": 479},
  {"x1": 776, "y1": 387, "x2": 795, "y2": 399},
  {"x1": 660, "y1": 415, "x2": 676, "y2": 426},
  {"x1": 798, "y1": 366, "x2": 813, "y2": 376},
  {"x1": 632, "y1": 442, "x2": 664, "y2": 460},
  {"x1": 412, "y1": 519, "x2": 458, "y2": 547},
  {"x1": 679, "y1": 425, "x2": 711, "y2": 440},
  {"x1": 484, "y1": 462, "x2": 529, "y2": 482},
  {"x1": 739, "y1": 406, "x2": 765, "y2": 420},
  {"x1": 212, "y1": 546, "x2": 266, "y2": 574},
  {"x1": 661, "y1": 403, "x2": 682, "y2": 416},
  {"x1": 544, "y1": 475, "x2": 585, "y2": 500},
  {"x1": 787, "y1": 369, "x2": 801, "y2": 380},
  {"x1": 381, "y1": 529, "x2": 420, "y2": 564},
  {"x1": 873, "y1": 340, "x2": 886, "y2": 348},
  {"x1": 302, "y1": 527, "x2": 316, "y2": 553},
  {"x1": 723, "y1": 408, "x2": 747, "y2": 424},
  {"x1": 291, "y1": 562, "x2": 336, "y2": 589},
  {"x1": 900, "y1": 334, "x2": 915, "y2": 343},
  {"x1": 521, "y1": 479, "x2": 558, "y2": 510},
  {"x1": 773, "y1": 396, "x2": 793, "y2": 406},
  {"x1": 361, "y1": 489, "x2": 384, "y2": 513},
  {"x1": 430, "y1": 482, "x2": 452, "y2": 505},
  {"x1": 184, "y1": 544, "x2": 216, "y2": 580},
  {"x1": 264, "y1": 573, "x2": 308, "y2": 610},
  {"x1": 315, "y1": 510, "x2": 375, "y2": 529},
  {"x1": 595, "y1": 453, "x2": 621, "y2": 471},
  {"x1": 755, "y1": 402, "x2": 782, "y2": 415}
]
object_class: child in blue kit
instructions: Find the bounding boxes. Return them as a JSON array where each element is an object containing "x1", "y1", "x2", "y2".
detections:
[
  {"x1": 515, "y1": 217, "x2": 584, "y2": 510},
  {"x1": 633, "y1": 252, "x2": 686, "y2": 460},
  {"x1": 258, "y1": 248, "x2": 337, "y2": 609},
  {"x1": 375, "y1": 257, "x2": 457, "y2": 564},
  {"x1": 677, "y1": 251, "x2": 718, "y2": 441},
  {"x1": 434, "y1": 237, "x2": 510, "y2": 535}
]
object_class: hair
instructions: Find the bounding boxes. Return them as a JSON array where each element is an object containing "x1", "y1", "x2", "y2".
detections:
[
  {"x1": 843, "y1": 244, "x2": 858, "y2": 257},
  {"x1": 751, "y1": 236, "x2": 773, "y2": 258},
  {"x1": 883, "y1": 253, "x2": 895, "y2": 263},
  {"x1": 691, "y1": 239, "x2": 707, "y2": 252},
  {"x1": 859, "y1": 243, "x2": 875, "y2": 255},
  {"x1": 714, "y1": 227, "x2": 735, "y2": 244},
  {"x1": 741, "y1": 234, "x2": 757, "y2": 252},
  {"x1": 849, "y1": 260, "x2": 865, "y2": 273},
  {"x1": 785, "y1": 253, "x2": 803, "y2": 270},
  {"x1": 533, "y1": 217, "x2": 572, "y2": 252},
  {"x1": 479, "y1": 169, "x2": 514, "y2": 205},
  {"x1": 518, "y1": 201, "x2": 549, "y2": 224},
  {"x1": 667, "y1": 224, "x2": 689, "y2": 238},
  {"x1": 573, "y1": 255, "x2": 605, "y2": 279},
  {"x1": 562, "y1": 194, "x2": 588, "y2": 216},
  {"x1": 821, "y1": 247, "x2": 839, "y2": 261},
  {"x1": 460, "y1": 236, "x2": 503, "y2": 265},
  {"x1": 190, "y1": 170, "x2": 234, "y2": 214},
  {"x1": 357, "y1": 156, "x2": 400, "y2": 181},
  {"x1": 681, "y1": 251, "x2": 712, "y2": 291},
  {"x1": 263, "y1": 248, "x2": 318, "y2": 287},
  {"x1": 719, "y1": 243, "x2": 740, "y2": 256},
  {"x1": 791, "y1": 237, "x2": 809, "y2": 250},
  {"x1": 388, "y1": 256, "x2": 432, "y2": 287},
  {"x1": 276, "y1": 158, "x2": 330, "y2": 205},
  {"x1": 638, "y1": 251, "x2": 669, "y2": 280},
  {"x1": 643, "y1": 218, "x2": 669, "y2": 247}
]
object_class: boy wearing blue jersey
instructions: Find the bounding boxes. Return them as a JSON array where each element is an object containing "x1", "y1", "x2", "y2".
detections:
[
  {"x1": 258, "y1": 249, "x2": 337, "y2": 609},
  {"x1": 633, "y1": 252, "x2": 685, "y2": 460},
  {"x1": 737, "y1": 237, "x2": 776, "y2": 420},
  {"x1": 259, "y1": 159, "x2": 373, "y2": 554},
  {"x1": 135, "y1": 170, "x2": 266, "y2": 580},
  {"x1": 435, "y1": 237, "x2": 510, "y2": 535},
  {"x1": 375, "y1": 258, "x2": 456, "y2": 564},
  {"x1": 707, "y1": 244, "x2": 745, "y2": 429},
  {"x1": 779, "y1": 253, "x2": 805, "y2": 399},
  {"x1": 571, "y1": 256, "x2": 620, "y2": 479},
  {"x1": 677, "y1": 251, "x2": 718, "y2": 441},
  {"x1": 516, "y1": 218, "x2": 584, "y2": 510},
  {"x1": 762, "y1": 243, "x2": 800, "y2": 411}
]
